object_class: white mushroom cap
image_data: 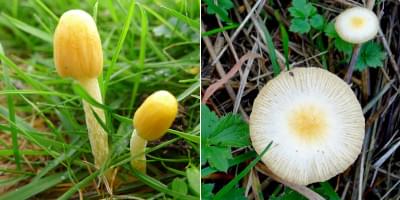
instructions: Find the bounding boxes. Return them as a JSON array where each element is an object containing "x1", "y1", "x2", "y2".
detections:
[
  {"x1": 250, "y1": 67, "x2": 365, "y2": 185},
  {"x1": 335, "y1": 7, "x2": 379, "y2": 44}
]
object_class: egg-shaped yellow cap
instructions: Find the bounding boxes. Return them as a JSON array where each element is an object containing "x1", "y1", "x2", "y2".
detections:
[
  {"x1": 53, "y1": 10, "x2": 103, "y2": 80},
  {"x1": 133, "y1": 91, "x2": 178, "y2": 141}
]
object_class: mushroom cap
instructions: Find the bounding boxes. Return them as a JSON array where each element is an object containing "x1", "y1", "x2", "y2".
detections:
[
  {"x1": 335, "y1": 7, "x2": 379, "y2": 44},
  {"x1": 133, "y1": 91, "x2": 178, "y2": 141},
  {"x1": 54, "y1": 9, "x2": 103, "y2": 80},
  {"x1": 250, "y1": 67, "x2": 365, "y2": 185}
]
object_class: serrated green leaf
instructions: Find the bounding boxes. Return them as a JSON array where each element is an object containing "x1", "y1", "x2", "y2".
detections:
[
  {"x1": 201, "y1": 104, "x2": 218, "y2": 139},
  {"x1": 201, "y1": 104, "x2": 250, "y2": 172},
  {"x1": 355, "y1": 41, "x2": 386, "y2": 71},
  {"x1": 292, "y1": 0, "x2": 307, "y2": 8},
  {"x1": 303, "y1": 3, "x2": 316, "y2": 17},
  {"x1": 206, "y1": 146, "x2": 232, "y2": 172},
  {"x1": 204, "y1": 0, "x2": 234, "y2": 23},
  {"x1": 290, "y1": 0, "x2": 316, "y2": 18},
  {"x1": 310, "y1": 14, "x2": 324, "y2": 30},
  {"x1": 288, "y1": 7, "x2": 305, "y2": 18},
  {"x1": 209, "y1": 114, "x2": 250, "y2": 147},
  {"x1": 290, "y1": 18, "x2": 310, "y2": 34}
]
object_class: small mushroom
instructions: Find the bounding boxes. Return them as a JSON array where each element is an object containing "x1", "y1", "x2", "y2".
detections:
[
  {"x1": 53, "y1": 10, "x2": 108, "y2": 168},
  {"x1": 130, "y1": 90, "x2": 178, "y2": 173},
  {"x1": 335, "y1": 7, "x2": 379, "y2": 44},
  {"x1": 250, "y1": 67, "x2": 365, "y2": 185}
]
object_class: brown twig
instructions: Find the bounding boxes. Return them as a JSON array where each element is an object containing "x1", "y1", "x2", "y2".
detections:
[{"x1": 202, "y1": 52, "x2": 262, "y2": 103}]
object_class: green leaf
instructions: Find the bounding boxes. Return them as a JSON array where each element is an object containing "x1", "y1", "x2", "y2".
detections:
[
  {"x1": 303, "y1": 3, "x2": 316, "y2": 17},
  {"x1": 171, "y1": 178, "x2": 188, "y2": 197},
  {"x1": 202, "y1": 184, "x2": 215, "y2": 200},
  {"x1": 209, "y1": 114, "x2": 250, "y2": 147},
  {"x1": 131, "y1": 168, "x2": 198, "y2": 200},
  {"x1": 186, "y1": 166, "x2": 200, "y2": 196},
  {"x1": 221, "y1": 187, "x2": 247, "y2": 200},
  {"x1": 292, "y1": 0, "x2": 307, "y2": 9},
  {"x1": 214, "y1": 142, "x2": 273, "y2": 200},
  {"x1": 201, "y1": 104, "x2": 250, "y2": 172},
  {"x1": 310, "y1": 14, "x2": 324, "y2": 30},
  {"x1": 314, "y1": 182, "x2": 340, "y2": 200},
  {"x1": 324, "y1": 22, "x2": 337, "y2": 38},
  {"x1": 206, "y1": 146, "x2": 232, "y2": 172},
  {"x1": 355, "y1": 41, "x2": 386, "y2": 71},
  {"x1": 334, "y1": 37, "x2": 353, "y2": 54},
  {"x1": 203, "y1": 0, "x2": 234, "y2": 23},
  {"x1": 290, "y1": 18, "x2": 310, "y2": 34},
  {"x1": 288, "y1": 7, "x2": 306, "y2": 18},
  {"x1": 201, "y1": 104, "x2": 218, "y2": 139}
]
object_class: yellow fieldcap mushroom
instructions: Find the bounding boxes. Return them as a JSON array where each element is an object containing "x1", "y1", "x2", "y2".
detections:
[
  {"x1": 130, "y1": 90, "x2": 178, "y2": 173},
  {"x1": 335, "y1": 7, "x2": 379, "y2": 44},
  {"x1": 250, "y1": 67, "x2": 365, "y2": 185},
  {"x1": 53, "y1": 9, "x2": 108, "y2": 168}
]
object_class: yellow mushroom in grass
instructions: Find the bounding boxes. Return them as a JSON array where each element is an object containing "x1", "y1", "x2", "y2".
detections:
[
  {"x1": 130, "y1": 91, "x2": 178, "y2": 173},
  {"x1": 335, "y1": 7, "x2": 379, "y2": 44},
  {"x1": 250, "y1": 67, "x2": 365, "y2": 185},
  {"x1": 53, "y1": 10, "x2": 109, "y2": 168}
]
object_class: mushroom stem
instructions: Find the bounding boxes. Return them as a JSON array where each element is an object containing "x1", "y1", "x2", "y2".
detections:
[
  {"x1": 130, "y1": 129, "x2": 147, "y2": 173},
  {"x1": 79, "y1": 78, "x2": 109, "y2": 168},
  {"x1": 344, "y1": 44, "x2": 361, "y2": 83}
]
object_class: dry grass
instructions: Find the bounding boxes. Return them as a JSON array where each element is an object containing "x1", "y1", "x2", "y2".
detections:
[{"x1": 201, "y1": 0, "x2": 400, "y2": 199}]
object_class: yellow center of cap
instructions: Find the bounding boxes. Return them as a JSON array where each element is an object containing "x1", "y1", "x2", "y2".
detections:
[
  {"x1": 288, "y1": 104, "x2": 328, "y2": 142},
  {"x1": 351, "y1": 16, "x2": 365, "y2": 28}
]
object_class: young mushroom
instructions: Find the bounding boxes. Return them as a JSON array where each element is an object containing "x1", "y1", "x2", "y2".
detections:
[
  {"x1": 130, "y1": 90, "x2": 178, "y2": 173},
  {"x1": 335, "y1": 7, "x2": 379, "y2": 44},
  {"x1": 250, "y1": 67, "x2": 365, "y2": 185},
  {"x1": 53, "y1": 10, "x2": 109, "y2": 168}
]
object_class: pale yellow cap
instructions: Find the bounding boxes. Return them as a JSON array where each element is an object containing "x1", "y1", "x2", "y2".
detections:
[
  {"x1": 250, "y1": 67, "x2": 365, "y2": 185},
  {"x1": 133, "y1": 91, "x2": 178, "y2": 141},
  {"x1": 335, "y1": 7, "x2": 379, "y2": 44},
  {"x1": 54, "y1": 10, "x2": 103, "y2": 80}
]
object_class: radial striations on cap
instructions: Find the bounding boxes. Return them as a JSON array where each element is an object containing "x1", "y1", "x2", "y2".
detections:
[{"x1": 250, "y1": 67, "x2": 365, "y2": 185}]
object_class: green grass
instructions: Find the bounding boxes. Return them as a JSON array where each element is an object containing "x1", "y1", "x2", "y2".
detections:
[{"x1": 0, "y1": 0, "x2": 200, "y2": 199}]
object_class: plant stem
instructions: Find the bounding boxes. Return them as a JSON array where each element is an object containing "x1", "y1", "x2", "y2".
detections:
[
  {"x1": 79, "y1": 78, "x2": 109, "y2": 168},
  {"x1": 345, "y1": 44, "x2": 361, "y2": 83},
  {"x1": 130, "y1": 129, "x2": 147, "y2": 173}
]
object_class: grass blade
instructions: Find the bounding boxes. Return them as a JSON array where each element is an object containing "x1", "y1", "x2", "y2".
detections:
[
  {"x1": 257, "y1": 20, "x2": 280, "y2": 76},
  {"x1": 214, "y1": 142, "x2": 273, "y2": 199},
  {"x1": 128, "y1": 5, "x2": 148, "y2": 115},
  {"x1": 57, "y1": 171, "x2": 99, "y2": 200},
  {"x1": 0, "y1": 45, "x2": 21, "y2": 169},
  {"x1": 0, "y1": 13, "x2": 52, "y2": 43},
  {"x1": 0, "y1": 172, "x2": 67, "y2": 200},
  {"x1": 131, "y1": 168, "x2": 198, "y2": 200},
  {"x1": 160, "y1": 5, "x2": 199, "y2": 30},
  {"x1": 103, "y1": 0, "x2": 136, "y2": 97}
]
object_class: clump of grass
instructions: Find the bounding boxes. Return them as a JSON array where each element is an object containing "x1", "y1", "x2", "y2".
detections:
[{"x1": 0, "y1": 0, "x2": 200, "y2": 199}]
